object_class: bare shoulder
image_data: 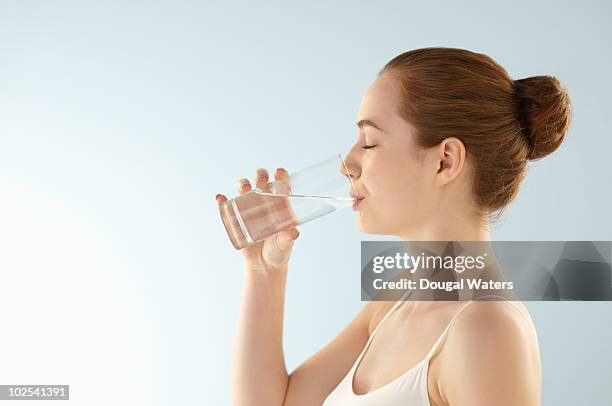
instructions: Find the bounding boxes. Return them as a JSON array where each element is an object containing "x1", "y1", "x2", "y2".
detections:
[
  {"x1": 445, "y1": 300, "x2": 538, "y2": 358},
  {"x1": 456, "y1": 300, "x2": 534, "y2": 336},
  {"x1": 437, "y1": 301, "x2": 541, "y2": 405}
]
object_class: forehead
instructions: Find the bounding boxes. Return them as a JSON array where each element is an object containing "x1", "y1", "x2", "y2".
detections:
[{"x1": 357, "y1": 73, "x2": 402, "y2": 127}]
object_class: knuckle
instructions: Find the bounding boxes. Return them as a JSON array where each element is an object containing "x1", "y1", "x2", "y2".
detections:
[
  {"x1": 275, "y1": 167, "x2": 288, "y2": 177},
  {"x1": 236, "y1": 178, "x2": 250, "y2": 188},
  {"x1": 255, "y1": 168, "x2": 269, "y2": 181}
]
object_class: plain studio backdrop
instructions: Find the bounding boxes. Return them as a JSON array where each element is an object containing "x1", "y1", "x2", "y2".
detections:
[{"x1": 0, "y1": 1, "x2": 610, "y2": 405}]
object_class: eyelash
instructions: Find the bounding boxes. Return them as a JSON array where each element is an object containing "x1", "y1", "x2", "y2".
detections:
[{"x1": 362, "y1": 144, "x2": 377, "y2": 150}]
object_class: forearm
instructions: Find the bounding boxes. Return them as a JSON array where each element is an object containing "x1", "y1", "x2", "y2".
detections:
[{"x1": 230, "y1": 267, "x2": 289, "y2": 406}]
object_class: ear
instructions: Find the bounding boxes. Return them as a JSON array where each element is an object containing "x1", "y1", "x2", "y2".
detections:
[{"x1": 435, "y1": 137, "x2": 466, "y2": 186}]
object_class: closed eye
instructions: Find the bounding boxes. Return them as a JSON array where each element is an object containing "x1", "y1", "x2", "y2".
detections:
[{"x1": 362, "y1": 144, "x2": 377, "y2": 150}]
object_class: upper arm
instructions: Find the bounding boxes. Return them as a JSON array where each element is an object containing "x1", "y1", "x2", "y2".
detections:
[
  {"x1": 281, "y1": 301, "x2": 386, "y2": 406},
  {"x1": 439, "y1": 302, "x2": 540, "y2": 406}
]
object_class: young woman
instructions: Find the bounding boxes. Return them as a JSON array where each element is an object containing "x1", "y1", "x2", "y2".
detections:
[{"x1": 216, "y1": 47, "x2": 571, "y2": 406}]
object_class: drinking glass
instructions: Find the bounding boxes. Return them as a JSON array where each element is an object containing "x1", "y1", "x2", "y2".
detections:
[{"x1": 219, "y1": 153, "x2": 359, "y2": 249}]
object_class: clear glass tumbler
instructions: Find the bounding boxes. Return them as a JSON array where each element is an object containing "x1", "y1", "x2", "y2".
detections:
[{"x1": 219, "y1": 153, "x2": 359, "y2": 250}]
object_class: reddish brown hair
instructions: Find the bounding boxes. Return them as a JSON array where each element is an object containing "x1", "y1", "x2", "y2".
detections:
[{"x1": 380, "y1": 47, "x2": 572, "y2": 219}]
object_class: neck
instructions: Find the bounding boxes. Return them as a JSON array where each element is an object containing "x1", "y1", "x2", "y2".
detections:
[
  {"x1": 398, "y1": 210, "x2": 491, "y2": 242},
  {"x1": 395, "y1": 211, "x2": 502, "y2": 305}
]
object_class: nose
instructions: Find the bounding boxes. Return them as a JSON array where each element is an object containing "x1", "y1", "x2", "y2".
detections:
[
  {"x1": 339, "y1": 151, "x2": 362, "y2": 198},
  {"x1": 338, "y1": 149, "x2": 361, "y2": 183}
]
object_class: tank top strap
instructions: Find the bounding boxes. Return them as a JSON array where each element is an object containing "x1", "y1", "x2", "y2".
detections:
[
  {"x1": 358, "y1": 292, "x2": 413, "y2": 362},
  {"x1": 476, "y1": 294, "x2": 531, "y2": 322},
  {"x1": 424, "y1": 300, "x2": 475, "y2": 360},
  {"x1": 368, "y1": 299, "x2": 405, "y2": 340}
]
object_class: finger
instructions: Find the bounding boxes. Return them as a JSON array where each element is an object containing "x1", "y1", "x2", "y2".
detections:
[
  {"x1": 285, "y1": 227, "x2": 300, "y2": 240},
  {"x1": 215, "y1": 193, "x2": 228, "y2": 204},
  {"x1": 254, "y1": 168, "x2": 270, "y2": 192},
  {"x1": 236, "y1": 178, "x2": 252, "y2": 195},
  {"x1": 274, "y1": 167, "x2": 291, "y2": 195},
  {"x1": 274, "y1": 167, "x2": 289, "y2": 181}
]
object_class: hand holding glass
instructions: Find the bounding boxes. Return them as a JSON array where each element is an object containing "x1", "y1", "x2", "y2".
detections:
[{"x1": 218, "y1": 153, "x2": 359, "y2": 250}]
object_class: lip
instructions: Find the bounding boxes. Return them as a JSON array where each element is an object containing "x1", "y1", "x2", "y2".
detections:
[{"x1": 352, "y1": 196, "x2": 364, "y2": 211}]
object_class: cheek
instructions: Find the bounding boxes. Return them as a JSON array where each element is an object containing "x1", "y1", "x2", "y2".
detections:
[{"x1": 366, "y1": 156, "x2": 428, "y2": 212}]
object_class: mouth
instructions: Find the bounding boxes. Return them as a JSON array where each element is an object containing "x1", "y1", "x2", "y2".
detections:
[
  {"x1": 349, "y1": 187, "x2": 364, "y2": 211},
  {"x1": 352, "y1": 196, "x2": 364, "y2": 211}
]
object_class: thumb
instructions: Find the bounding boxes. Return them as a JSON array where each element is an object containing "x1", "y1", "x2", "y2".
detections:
[{"x1": 275, "y1": 227, "x2": 300, "y2": 252}]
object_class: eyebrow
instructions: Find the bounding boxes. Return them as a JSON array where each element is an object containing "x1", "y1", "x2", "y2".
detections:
[{"x1": 356, "y1": 119, "x2": 386, "y2": 133}]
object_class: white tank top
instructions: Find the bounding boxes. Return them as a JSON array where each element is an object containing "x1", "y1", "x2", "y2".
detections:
[{"x1": 322, "y1": 298, "x2": 529, "y2": 405}]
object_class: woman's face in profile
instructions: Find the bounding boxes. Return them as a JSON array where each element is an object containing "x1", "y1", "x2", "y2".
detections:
[{"x1": 343, "y1": 73, "x2": 439, "y2": 237}]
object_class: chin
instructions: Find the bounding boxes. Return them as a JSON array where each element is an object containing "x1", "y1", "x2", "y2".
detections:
[{"x1": 356, "y1": 213, "x2": 394, "y2": 235}]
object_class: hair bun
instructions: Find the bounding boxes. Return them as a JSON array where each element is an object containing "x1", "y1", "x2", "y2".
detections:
[{"x1": 514, "y1": 76, "x2": 572, "y2": 160}]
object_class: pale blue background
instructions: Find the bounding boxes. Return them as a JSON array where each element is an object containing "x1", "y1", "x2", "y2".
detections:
[{"x1": 1, "y1": 1, "x2": 610, "y2": 405}]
